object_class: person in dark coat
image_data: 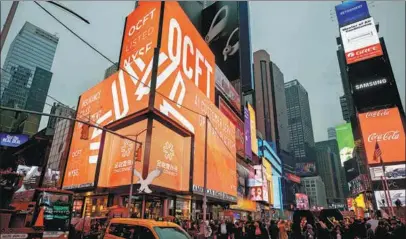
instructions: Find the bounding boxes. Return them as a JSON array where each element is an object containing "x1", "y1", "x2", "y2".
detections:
[{"x1": 269, "y1": 220, "x2": 279, "y2": 239}]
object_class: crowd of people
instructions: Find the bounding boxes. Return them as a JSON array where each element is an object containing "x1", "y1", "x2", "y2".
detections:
[{"x1": 178, "y1": 216, "x2": 406, "y2": 239}]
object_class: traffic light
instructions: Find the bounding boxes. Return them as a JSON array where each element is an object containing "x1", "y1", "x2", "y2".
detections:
[
  {"x1": 80, "y1": 124, "x2": 89, "y2": 140},
  {"x1": 134, "y1": 145, "x2": 142, "y2": 162}
]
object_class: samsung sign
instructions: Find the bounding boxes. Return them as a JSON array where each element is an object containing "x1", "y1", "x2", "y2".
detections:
[
  {"x1": 354, "y1": 78, "x2": 388, "y2": 91},
  {"x1": 335, "y1": 1, "x2": 370, "y2": 27}
]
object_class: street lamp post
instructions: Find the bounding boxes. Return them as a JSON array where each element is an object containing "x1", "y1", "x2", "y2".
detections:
[{"x1": 126, "y1": 128, "x2": 149, "y2": 217}]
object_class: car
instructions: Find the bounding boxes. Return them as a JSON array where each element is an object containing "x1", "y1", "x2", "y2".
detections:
[
  {"x1": 386, "y1": 168, "x2": 406, "y2": 178},
  {"x1": 103, "y1": 218, "x2": 191, "y2": 239}
]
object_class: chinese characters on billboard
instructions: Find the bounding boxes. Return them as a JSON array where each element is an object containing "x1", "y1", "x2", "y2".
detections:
[
  {"x1": 336, "y1": 123, "x2": 355, "y2": 166},
  {"x1": 219, "y1": 97, "x2": 245, "y2": 158},
  {"x1": 348, "y1": 174, "x2": 371, "y2": 196},
  {"x1": 358, "y1": 108, "x2": 405, "y2": 165}
]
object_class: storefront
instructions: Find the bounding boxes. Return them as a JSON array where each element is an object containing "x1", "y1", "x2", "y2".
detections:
[{"x1": 230, "y1": 197, "x2": 257, "y2": 222}]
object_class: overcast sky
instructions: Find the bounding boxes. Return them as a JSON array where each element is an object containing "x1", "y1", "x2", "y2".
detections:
[{"x1": 1, "y1": 1, "x2": 405, "y2": 142}]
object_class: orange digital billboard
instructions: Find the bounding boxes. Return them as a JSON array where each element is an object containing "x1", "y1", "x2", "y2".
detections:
[
  {"x1": 98, "y1": 120, "x2": 191, "y2": 191},
  {"x1": 151, "y1": 2, "x2": 237, "y2": 201},
  {"x1": 62, "y1": 70, "x2": 150, "y2": 189},
  {"x1": 120, "y1": 1, "x2": 215, "y2": 103},
  {"x1": 358, "y1": 107, "x2": 405, "y2": 165}
]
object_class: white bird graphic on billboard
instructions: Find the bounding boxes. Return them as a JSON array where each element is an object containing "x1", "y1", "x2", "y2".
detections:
[{"x1": 133, "y1": 168, "x2": 162, "y2": 194}]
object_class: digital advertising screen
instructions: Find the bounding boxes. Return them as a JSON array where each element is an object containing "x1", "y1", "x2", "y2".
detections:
[
  {"x1": 335, "y1": 1, "x2": 370, "y2": 27},
  {"x1": 295, "y1": 193, "x2": 309, "y2": 210},
  {"x1": 348, "y1": 174, "x2": 371, "y2": 196},
  {"x1": 148, "y1": 2, "x2": 236, "y2": 202},
  {"x1": 295, "y1": 162, "x2": 317, "y2": 176},
  {"x1": 244, "y1": 107, "x2": 252, "y2": 160},
  {"x1": 247, "y1": 104, "x2": 258, "y2": 155},
  {"x1": 0, "y1": 133, "x2": 29, "y2": 147},
  {"x1": 219, "y1": 97, "x2": 245, "y2": 158},
  {"x1": 370, "y1": 164, "x2": 406, "y2": 182},
  {"x1": 336, "y1": 123, "x2": 355, "y2": 166},
  {"x1": 340, "y1": 17, "x2": 382, "y2": 64},
  {"x1": 374, "y1": 189, "x2": 406, "y2": 209},
  {"x1": 358, "y1": 107, "x2": 405, "y2": 165}
]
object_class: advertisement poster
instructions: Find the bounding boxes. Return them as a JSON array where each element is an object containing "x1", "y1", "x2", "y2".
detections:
[
  {"x1": 336, "y1": 123, "x2": 355, "y2": 166},
  {"x1": 16, "y1": 165, "x2": 41, "y2": 192},
  {"x1": 247, "y1": 165, "x2": 268, "y2": 202},
  {"x1": 354, "y1": 193, "x2": 366, "y2": 209},
  {"x1": 335, "y1": 1, "x2": 370, "y2": 27},
  {"x1": 347, "y1": 198, "x2": 354, "y2": 210},
  {"x1": 219, "y1": 97, "x2": 245, "y2": 158},
  {"x1": 296, "y1": 193, "x2": 309, "y2": 210},
  {"x1": 340, "y1": 17, "x2": 383, "y2": 64},
  {"x1": 236, "y1": 163, "x2": 250, "y2": 198},
  {"x1": 262, "y1": 159, "x2": 273, "y2": 204},
  {"x1": 201, "y1": 2, "x2": 240, "y2": 84},
  {"x1": 0, "y1": 133, "x2": 29, "y2": 147},
  {"x1": 286, "y1": 173, "x2": 301, "y2": 184},
  {"x1": 295, "y1": 162, "x2": 316, "y2": 176},
  {"x1": 247, "y1": 104, "x2": 258, "y2": 155},
  {"x1": 216, "y1": 66, "x2": 241, "y2": 112},
  {"x1": 244, "y1": 107, "x2": 252, "y2": 160},
  {"x1": 348, "y1": 174, "x2": 371, "y2": 196},
  {"x1": 370, "y1": 164, "x2": 406, "y2": 181},
  {"x1": 374, "y1": 190, "x2": 405, "y2": 209},
  {"x1": 358, "y1": 107, "x2": 405, "y2": 165},
  {"x1": 148, "y1": 2, "x2": 236, "y2": 201}
]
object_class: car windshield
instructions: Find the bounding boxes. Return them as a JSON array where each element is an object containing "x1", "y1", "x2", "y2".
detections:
[{"x1": 154, "y1": 227, "x2": 191, "y2": 239}]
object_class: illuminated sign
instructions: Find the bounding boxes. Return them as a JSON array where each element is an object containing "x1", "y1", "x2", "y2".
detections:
[
  {"x1": 354, "y1": 78, "x2": 387, "y2": 90},
  {"x1": 340, "y1": 17, "x2": 383, "y2": 64},
  {"x1": 0, "y1": 133, "x2": 29, "y2": 147},
  {"x1": 358, "y1": 107, "x2": 405, "y2": 165},
  {"x1": 247, "y1": 104, "x2": 258, "y2": 155}
]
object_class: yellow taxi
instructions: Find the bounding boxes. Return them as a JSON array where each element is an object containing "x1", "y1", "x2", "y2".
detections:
[{"x1": 103, "y1": 218, "x2": 191, "y2": 239}]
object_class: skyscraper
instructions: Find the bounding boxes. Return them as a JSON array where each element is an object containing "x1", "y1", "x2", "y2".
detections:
[
  {"x1": 302, "y1": 176, "x2": 328, "y2": 208},
  {"x1": 104, "y1": 62, "x2": 118, "y2": 79},
  {"x1": 284, "y1": 80, "x2": 315, "y2": 160},
  {"x1": 253, "y1": 50, "x2": 277, "y2": 144},
  {"x1": 270, "y1": 62, "x2": 290, "y2": 153},
  {"x1": 0, "y1": 22, "x2": 58, "y2": 136},
  {"x1": 315, "y1": 140, "x2": 347, "y2": 201},
  {"x1": 327, "y1": 127, "x2": 337, "y2": 140}
]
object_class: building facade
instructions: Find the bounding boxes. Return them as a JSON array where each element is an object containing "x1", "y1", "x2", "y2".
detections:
[
  {"x1": 253, "y1": 50, "x2": 277, "y2": 144},
  {"x1": 270, "y1": 62, "x2": 290, "y2": 153},
  {"x1": 284, "y1": 80, "x2": 315, "y2": 160},
  {"x1": 0, "y1": 22, "x2": 58, "y2": 136},
  {"x1": 104, "y1": 63, "x2": 118, "y2": 79},
  {"x1": 302, "y1": 176, "x2": 328, "y2": 208},
  {"x1": 315, "y1": 140, "x2": 347, "y2": 201},
  {"x1": 327, "y1": 127, "x2": 336, "y2": 140}
]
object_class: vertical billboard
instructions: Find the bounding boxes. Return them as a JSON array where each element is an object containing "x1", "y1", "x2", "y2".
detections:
[
  {"x1": 216, "y1": 66, "x2": 241, "y2": 112},
  {"x1": 244, "y1": 107, "x2": 252, "y2": 160},
  {"x1": 120, "y1": 1, "x2": 215, "y2": 103},
  {"x1": 348, "y1": 174, "x2": 371, "y2": 196},
  {"x1": 219, "y1": 97, "x2": 245, "y2": 158},
  {"x1": 358, "y1": 107, "x2": 405, "y2": 165},
  {"x1": 201, "y1": 2, "x2": 254, "y2": 93},
  {"x1": 262, "y1": 159, "x2": 273, "y2": 204},
  {"x1": 62, "y1": 70, "x2": 150, "y2": 189},
  {"x1": 151, "y1": 2, "x2": 236, "y2": 202},
  {"x1": 247, "y1": 104, "x2": 258, "y2": 155},
  {"x1": 340, "y1": 17, "x2": 383, "y2": 64},
  {"x1": 296, "y1": 193, "x2": 309, "y2": 210},
  {"x1": 335, "y1": 1, "x2": 370, "y2": 27},
  {"x1": 248, "y1": 165, "x2": 267, "y2": 202},
  {"x1": 374, "y1": 190, "x2": 405, "y2": 209},
  {"x1": 336, "y1": 123, "x2": 355, "y2": 166}
]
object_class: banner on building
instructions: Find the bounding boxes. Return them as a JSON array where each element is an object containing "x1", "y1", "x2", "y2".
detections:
[
  {"x1": 340, "y1": 17, "x2": 383, "y2": 64},
  {"x1": 374, "y1": 189, "x2": 405, "y2": 209},
  {"x1": 247, "y1": 104, "x2": 258, "y2": 155},
  {"x1": 336, "y1": 123, "x2": 355, "y2": 166},
  {"x1": 335, "y1": 1, "x2": 370, "y2": 27},
  {"x1": 358, "y1": 107, "x2": 405, "y2": 165},
  {"x1": 369, "y1": 164, "x2": 406, "y2": 181}
]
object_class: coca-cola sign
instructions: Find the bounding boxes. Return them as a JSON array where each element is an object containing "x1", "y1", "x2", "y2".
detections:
[
  {"x1": 359, "y1": 107, "x2": 405, "y2": 165},
  {"x1": 365, "y1": 109, "x2": 390, "y2": 118},
  {"x1": 367, "y1": 131, "x2": 400, "y2": 142}
]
